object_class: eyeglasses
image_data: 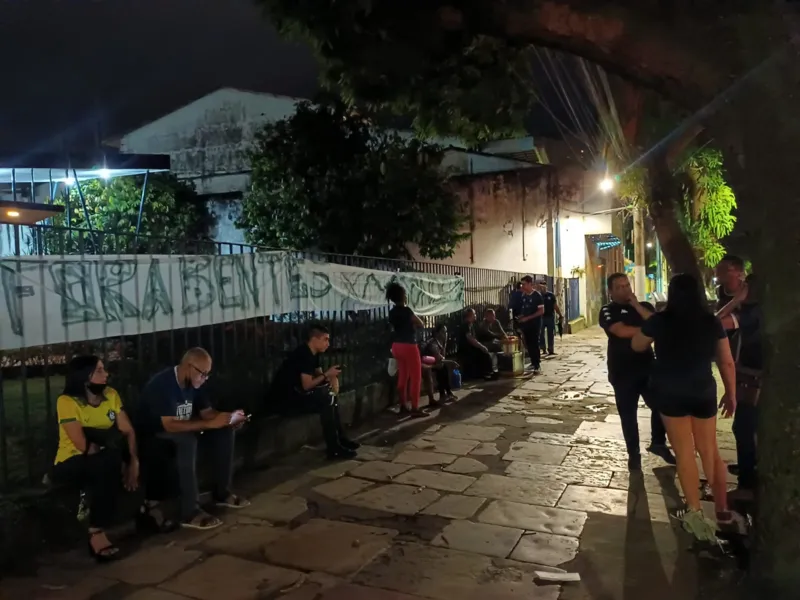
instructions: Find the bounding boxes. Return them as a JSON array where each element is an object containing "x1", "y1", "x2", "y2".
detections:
[{"x1": 190, "y1": 364, "x2": 211, "y2": 379}]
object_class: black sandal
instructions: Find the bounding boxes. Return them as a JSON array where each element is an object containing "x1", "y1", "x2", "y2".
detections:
[
  {"x1": 87, "y1": 530, "x2": 120, "y2": 563},
  {"x1": 136, "y1": 502, "x2": 179, "y2": 534}
]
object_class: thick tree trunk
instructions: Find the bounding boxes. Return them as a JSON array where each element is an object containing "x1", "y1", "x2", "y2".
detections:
[{"x1": 645, "y1": 157, "x2": 701, "y2": 281}]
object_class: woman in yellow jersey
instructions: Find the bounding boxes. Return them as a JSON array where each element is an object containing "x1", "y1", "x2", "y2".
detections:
[{"x1": 51, "y1": 355, "x2": 140, "y2": 562}]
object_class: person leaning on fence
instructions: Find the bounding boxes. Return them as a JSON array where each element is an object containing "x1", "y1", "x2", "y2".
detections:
[
  {"x1": 386, "y1": 282, "x2": 426, "y2": 418},
  {"x1": 270, "y1": 323, "x2": 360, "y2": 459},
  {"x1": 135, "y1": 348, "x2": 250, "y2": 532},
  {"x1": 51, "y1": 355, "x2": 140, "y2": 563}
]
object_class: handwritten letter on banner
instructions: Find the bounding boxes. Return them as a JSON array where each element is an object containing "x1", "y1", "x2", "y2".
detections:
[{"x1": 0, "y1": 253, "x2": 465, "y2": 351}]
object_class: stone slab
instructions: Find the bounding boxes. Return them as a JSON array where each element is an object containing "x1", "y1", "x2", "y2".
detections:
[
  {"x1": 355, "y1": 543, "x2": 559, "y2": 600},
  {"x1": 310, "y1": 460, "x2": 361, "y2": 479},
  {"x1": 349, "y1": 461, "x2": 413, "y2": 482},
  {"x1": 313, "y1": 476, "x2": 374, "y2": 500},
  {"x1": 0, "y1": 575, "x2": 117, "y2": 600},
  {"x1": 126, "y1": 590, "x2": 191, "y2": 600},
  {"x1": 321, "y1": 583, "x2": 429, "y2": 600},
  {"x1": 464, "y1": 474, "x2": 566, "y2": 507},
  {"x1": 395, "y1": 469, "x2": 476, "y2": 493},
  {"x1": 433, "y1": 520, "x2": 523, "y2": 558},
  {"x1": 610, "y1": 471, "x2": 679, "y2": 496},
  {"x1": 560, "y1": 446, "x2": 631, "y2": 472},
  {"x1": 356, "y1": 445, "x2": 395, "y2": 461},
  {"x1": 510, "y1": 531, "x2": 580, "y2": 566},
  {"x1": 444, "y1": 457, "x2": 489, "y2": 474},
  {"x1": 502, "y1": 441, "x2": 569, "y2": 465},
  {"x1": 519, "y1": 381, "x2": 558, "y2": 392},
  {"x1": 575, "y1": 420, "x2": 629, "y2": 440},
  {"x1": 557, "y1": 485, "x2": 632, "y2": 517},
  {"x1": 527, "y1": 432, "x2": 575, "y2": 446},
  {"x1": 478, "y1": 500, "x2": 587, "y2": 537},
  {"x1": 393, "y1": 450, "x2": 457, "y2": 466},
  {"x1": 240, "y1": 493, "x2": 308, "y2": 523},
  {"x1": 525, "y1": 416, "x2": 563, "y2": 424},
  {"x1": 433, "y1": 424, "x2": 505, "y2": 441},
  {"x1": 344, "y1": 483, "x2": 441, "y2": 515},
  {"x1": 505, "y1": 461, "x2": 612, "y2": 487},
  {"x1": 101, "y1": 544, "x2": 201, "y2": 586},
  {"x1": 410, "y1": 436, "x2": 481, "y2": 455},
  {"x1": 200, "y1": 520, "x2": 288, "y2": 557},
  {"x1": 160, "y1": 554, "x2": 302, "y2": 600},
  {"x1": 469, "y1": 442, "x2": 500, "y2": 456},
  {"x1": 262, "y1": 519, "x2": 398, "y2": 576},
  {"x1": 422, "y1": 494, "x2": 487, "y2": 519}
]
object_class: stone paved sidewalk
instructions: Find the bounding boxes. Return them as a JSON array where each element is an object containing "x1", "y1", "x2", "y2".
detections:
[{"x1": 0, "y1": 328, "x2": 738, "y2": 600}]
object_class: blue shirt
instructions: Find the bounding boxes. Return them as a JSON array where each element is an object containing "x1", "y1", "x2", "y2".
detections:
[
  {"x1": 519, "y1": 291, "x2": 543, "y2": 327},
  {"x1": 137, "y1": 367, "x2": 211, "y2": 434}
]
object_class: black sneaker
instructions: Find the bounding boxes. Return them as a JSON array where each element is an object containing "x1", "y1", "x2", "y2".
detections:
[
  {"x1": 327, "y1": 446, "x2": 358, "y2": 460},
  {"x1": 628, "y1": 453, "x2": 642, "y2": 472},
  {"x1": 340, "y1": 438, "x2": 361, "y2": 451},
  {"x1": 647, "y1": 443, "x2": 677, "y2": 465}
]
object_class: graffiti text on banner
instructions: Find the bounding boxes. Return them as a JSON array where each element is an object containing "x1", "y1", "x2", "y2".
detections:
[{"x1": 0, "y1": 253, "x2": 464, "y2": 350}]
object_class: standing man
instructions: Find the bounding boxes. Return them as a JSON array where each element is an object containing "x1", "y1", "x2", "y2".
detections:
[
  {"x1": 717, "y1": 273, "x2": 762, "y2": 498},
  {"x1": 538, "y1": 280, "x2": 563, "y2": 356},
  {"x1": 715, "y1": 255, "x2": 746, "y2": 310},
  {"x1": 599, "y1": 273, "x2": 675, "y2": 470},
  {"x1": 517, "y1": 275, "x2": 544, "y2": 374}
]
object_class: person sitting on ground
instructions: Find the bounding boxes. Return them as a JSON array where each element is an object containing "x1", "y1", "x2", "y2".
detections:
[
  {"x1": 136, "y1": 348, "x2": 250, "y2": 531},
  {"x1": 459, "y1": 308, "x2": 498, "y2": 380},
  {"x1": 271, "y1": 323, "x2": 360, "y2": 459},
  {"x1": 632, "y1": 273, "x2": 737, "y2": 542},
  {"x1": 52, "y1": 355, "x2": 140, "y2": 562},
  {"x1": 423, "y1": 324, "x2": 458, "y2": 403},
  {"x1": 476, "y1": 308, "x2": 509, "y2": 353}
]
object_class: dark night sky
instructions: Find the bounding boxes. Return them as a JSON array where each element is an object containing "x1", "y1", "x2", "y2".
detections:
[
  {"x1": 0, "y1": 0, "x2": 319, "y2": 152},
  {"x1": 0, "y1": 0, "x2": 585, "y2": 154}
]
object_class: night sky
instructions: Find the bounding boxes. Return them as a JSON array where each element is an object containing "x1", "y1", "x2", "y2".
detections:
[{"x1": 0, "y1": 0, "x2": 585, "y2": 155}]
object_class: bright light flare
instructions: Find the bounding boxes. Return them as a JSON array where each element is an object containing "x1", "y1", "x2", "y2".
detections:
[
  {"x1": 6, "y1": 210, "x2": 20, "y2": 218},
  {"x1": 64, "y1": 177, "x2": 75, "y2": 186},
  {"x1": 599, "y1": 178, "x2": 613, "y2": 193},
  {"x1": 99, "y1": 169, "x2": 111, "y2": 180}
]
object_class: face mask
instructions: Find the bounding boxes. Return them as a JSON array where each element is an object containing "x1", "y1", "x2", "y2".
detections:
[{"x1": 86, "y1": 382, "x2": 106, "y2": 396}]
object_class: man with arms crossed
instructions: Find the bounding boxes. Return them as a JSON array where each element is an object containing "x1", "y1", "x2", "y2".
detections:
[
  {"x1": 600, "y1": 274, "x2": 675, "y2": 470},
  {"x1": 137, "y1": 348, "x2": 249, "y2": 531}
]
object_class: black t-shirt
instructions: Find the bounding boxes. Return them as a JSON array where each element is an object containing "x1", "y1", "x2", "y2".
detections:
[
  {"x1": 642, "y1": 312, "x2": 726, "y2": 399},
  {"x1": 389, "y1": 306, "x2": 416, "y2": 344},
  {"x1": 137, "y1": 367, "x2": 211, "y2": 435},
  {"x1": 459, "y1": 321, "x2": 476, "y2": 349},
  {"x1": 273, "y1": 344, "x2": 321, "y2": 397},
  {"x1": 599, "y1": 301, "x2": 655, "y2": 380},
  {"x1": 542, "y1": 292, "x2": 557, "y2": 318},
  {"x1": 715, "y1": 285, "x2": 736, "y2": 312},
  {"x1": 733, "y1": 302, "x2": 763, "y2": 371},
  {"x1": 519, "y1": 291, "x2": 544, "y2": 329}
]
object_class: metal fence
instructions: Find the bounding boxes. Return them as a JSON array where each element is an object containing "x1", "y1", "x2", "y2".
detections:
[{"x1": 0, "y1": 223, "x2": 579, "y2": 490}]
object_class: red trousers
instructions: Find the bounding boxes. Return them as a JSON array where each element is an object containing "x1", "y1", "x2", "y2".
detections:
[{"x1": 392, "y1": 342, "x2": 422, "y2": 409}]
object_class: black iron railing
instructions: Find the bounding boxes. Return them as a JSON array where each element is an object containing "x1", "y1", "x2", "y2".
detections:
[{"x1": 0, "y1": 222, "x2": 579, "y2": 489}]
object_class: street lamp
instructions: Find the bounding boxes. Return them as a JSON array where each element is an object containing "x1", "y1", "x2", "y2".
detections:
[{"x1": 599, "y1": 178, "x2": 613, "y2": 193}]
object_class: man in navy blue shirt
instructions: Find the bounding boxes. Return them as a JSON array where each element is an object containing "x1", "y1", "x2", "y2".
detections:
[
  {"x1": 137, "y1": 347, "x2": 249, "y2": 531},
  {"x1": 537, "y1": 280, "x2": 563, "y2": 356},
  {"x1": 517, "y1": 275, "x2": 544, "y2": 374},
  {"x1": 599, "y1": 273, "x2": 674, "y2": 471}
]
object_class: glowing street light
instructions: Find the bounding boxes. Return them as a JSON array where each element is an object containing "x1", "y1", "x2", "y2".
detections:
[
  {"x1": 6, "y1": 210, "x2": 20, "y2": 218},
  {"x1": 646, "y1": 242, "x2": 653, "y2": 249},
  {"x1": 99, "y1": 168, "x2": 111, "y2": 180},
  {"x1": 599, "y1": 178, "x2": 614, "y2": 193},
  {"x1": 64, "y1": 176, "x2": 75, "y2": 186}
]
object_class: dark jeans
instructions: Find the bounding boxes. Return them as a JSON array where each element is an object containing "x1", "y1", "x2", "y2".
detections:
[
  {"x1": 283, "y1": 386, "x2": 349, "y2": 452},
  {"x1": 732, "y1": 401, "x2": 758, "y2": 489},
  {"x1": 521, "y1": 322, "x2": 542, "y2": 368},
  {"x1": 539, "y1": 315, "x2": 556, "y2": 353},
  {"x1": 142, "y1": 427, "x2": 235, "y2": 521},
  {"x1": 611, "y1": 376, "x2": 667, "y2": 456},
  {"x1": 52, "y1": 448, "x2": 123, "y2": 528},
  {"x1": 434, "y1": 366, "x2": 452, "y2": 396},
  {"x1": 462, "y1": 346, "x2": 493, "y2": 378}
]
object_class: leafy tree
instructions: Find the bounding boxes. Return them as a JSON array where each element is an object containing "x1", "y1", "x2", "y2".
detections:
[
  {"x1": 237, "y1": 99, "x2": 469, "y2": 259},
  {"x1": 38, "y1": 174, "x2": 211, "y2": 254}
]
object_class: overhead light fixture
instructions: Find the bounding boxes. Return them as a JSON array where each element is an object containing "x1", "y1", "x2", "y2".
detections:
[
  {"x1": 599, "y1": 178, "x2": 614, "y2": 192},
  {"x1": 6, "y1": 210, "x2": 20, "y2": 218},
  {"x1": 646, "y1": 242, "x2": 653, "y2": 248}
]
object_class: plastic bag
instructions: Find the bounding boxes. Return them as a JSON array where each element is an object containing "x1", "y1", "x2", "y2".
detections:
[{"x1": 387, "y1": 358, "x2": 398, "y2": 376}]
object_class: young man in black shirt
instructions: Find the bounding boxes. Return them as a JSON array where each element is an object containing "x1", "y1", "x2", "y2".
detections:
[
  {"x1": 537, "y1": 280, "x2": 563, "y2": 356},
  {"x1": 715, "y1": 254, "x2": 746, "y2": 312},
  {"x1": 599, "y1": 273, "x2": 675, "y2": 470},
  {"x1": 517, "y1": 275, "x2": 544, "y2": 374},
  {"x1": 271, "y1": 323, "x2": 360, "y2": 459}
]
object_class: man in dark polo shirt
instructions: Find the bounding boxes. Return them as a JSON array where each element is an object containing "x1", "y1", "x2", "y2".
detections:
[
  {"x1": 717, "y1": 273, "x2": 762, "y2": 495},
  {"x1": 517, "y1": 275, "x2": 544, "y2": 374},
  {"x1": 537, "y1": 280, "x2": 563, "y2": 356},
  {"x1": 599, "y1": 273, "x2": 675, "y2": 470},
  {"x1": 715, "y1": 255, "x2": 746, "y2": 315}
]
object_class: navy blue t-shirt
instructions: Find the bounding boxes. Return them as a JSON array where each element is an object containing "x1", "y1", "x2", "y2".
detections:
[
  {"x1": 519, "y1": 291, "x2": 543, "y2": 329},
  {"x1": 137, "y1": 367, "x2": 211, "y2": 434},
  {"x1": 542, "y1": 292, "x2": 557, "y2": 318}
]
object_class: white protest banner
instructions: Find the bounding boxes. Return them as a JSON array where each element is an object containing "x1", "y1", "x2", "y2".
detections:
[{"x1": 0, "y1": 253, "x2": 464, "y2": 351}]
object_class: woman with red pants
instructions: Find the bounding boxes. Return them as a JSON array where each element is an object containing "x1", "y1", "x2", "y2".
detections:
[{"x1": 386, "y1": 282, "x2": 425, "y2": 418}]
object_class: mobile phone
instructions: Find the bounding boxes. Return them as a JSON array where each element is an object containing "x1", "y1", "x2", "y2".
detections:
[{"x1": 245, "y1": 413, "x2": 252, "y2": 421}]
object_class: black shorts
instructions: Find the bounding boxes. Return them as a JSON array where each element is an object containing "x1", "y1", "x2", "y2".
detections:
[{"x1": 655, "y1": 394, "x2": 717, "y2": 419}]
